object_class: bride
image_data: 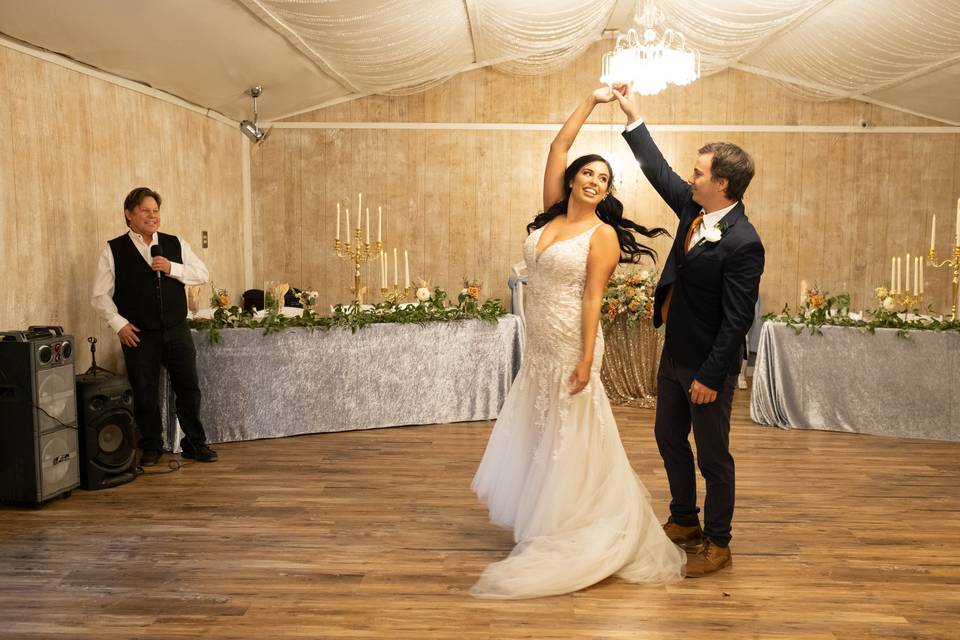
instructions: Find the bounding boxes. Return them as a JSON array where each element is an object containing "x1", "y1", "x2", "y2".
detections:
[{"x1": 471, "y1": 87, "x2": 686, "y2": 599}]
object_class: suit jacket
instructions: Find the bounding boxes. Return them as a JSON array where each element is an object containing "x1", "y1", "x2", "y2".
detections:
[{"x1": 623, "y1": 123, "x2": 764, "y2": 390}]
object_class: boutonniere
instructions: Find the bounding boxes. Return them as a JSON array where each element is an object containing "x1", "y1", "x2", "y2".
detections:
[{"x1": 699, "y1": 221, "x2": 729, "y2": 246}]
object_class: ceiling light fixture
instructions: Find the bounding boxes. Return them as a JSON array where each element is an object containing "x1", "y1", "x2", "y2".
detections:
[
  {"x1": 239, "y1": 86, "x2": 270, "y2": 144},
  {"x1": 600, "y1": 0, "x2": 700, "y2": 96}
]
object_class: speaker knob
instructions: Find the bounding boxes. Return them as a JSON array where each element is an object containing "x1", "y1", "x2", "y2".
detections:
[
  {"x1": 38, "y1": 345, "x2": 52, "y2": 364},
  {"x1": 90, "y1": 397, "x2": 105, "y2": 412},
  {"x1": 61, "y1": 340, "x2": 72, "y2": 360}
]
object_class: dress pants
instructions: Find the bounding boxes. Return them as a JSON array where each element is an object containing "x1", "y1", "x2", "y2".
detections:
[
  {"x1": 122, "y1": 324, "x2": 207, "y2": 451},
  {"x1": 654, "y1": 349, "x2": 737, "y2": 547}
]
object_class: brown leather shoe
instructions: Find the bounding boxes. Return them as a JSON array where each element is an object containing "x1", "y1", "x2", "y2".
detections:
[
  {"x1": 663, "y1": 516, "x2": 703, "y2": 549},
  {"x1": 684, "y1": 540, "x2": 732, "y2": 577}
]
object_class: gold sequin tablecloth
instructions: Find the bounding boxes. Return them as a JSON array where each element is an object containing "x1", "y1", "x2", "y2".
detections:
[{"x1": 600, "y1": 315, "x2": 663, "y2": 408}]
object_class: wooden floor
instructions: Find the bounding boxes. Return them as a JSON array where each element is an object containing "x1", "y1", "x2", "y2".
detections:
[{"x1": 2, "y1": 392, "x2": 959, "y2": 639}]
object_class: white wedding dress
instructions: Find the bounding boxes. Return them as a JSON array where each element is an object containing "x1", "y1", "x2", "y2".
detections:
[{"x1": 471, "y1": 222, "x2": 685, "y2": 599}]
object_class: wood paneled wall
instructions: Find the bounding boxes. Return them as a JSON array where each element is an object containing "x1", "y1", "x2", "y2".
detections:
[
  {"x1": 257, "y1": 41, "x2": 960, "y2": 317},
  {"x1": 0, "y1": 44, "x2": 244, "y2": 371}
]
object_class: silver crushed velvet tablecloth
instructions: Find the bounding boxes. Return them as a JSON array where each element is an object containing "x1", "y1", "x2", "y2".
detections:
[
  {"x1": 162, "y1": 315, "x2": 523, "y2": 447},
  {"x1": 750, "y1": 321, "x2": 959, "y2": 441}
]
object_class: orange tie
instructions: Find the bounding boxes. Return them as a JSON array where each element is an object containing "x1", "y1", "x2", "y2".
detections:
[{"x1": 660, "y1": 213, "x2": 705, "y2": 324}]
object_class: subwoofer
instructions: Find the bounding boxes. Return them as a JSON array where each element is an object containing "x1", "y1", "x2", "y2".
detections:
[
  {"x1": 0, "y1": 326, "x2": 81, "y2": 505},
  {"x1": 75, "y1": 372, "x2": 137, "y2": 490}
]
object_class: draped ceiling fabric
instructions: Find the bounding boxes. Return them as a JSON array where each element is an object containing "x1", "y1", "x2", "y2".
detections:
[{"x1": 0, "y1": 0, "x2": 959, "y2": 124}]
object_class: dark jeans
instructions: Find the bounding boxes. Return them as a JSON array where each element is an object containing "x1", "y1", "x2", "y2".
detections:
[
  {"x1": 654, "y1": 351, "x2": 737, "y2": 547},
  {"x1": 122, "y1": 325, "x2": 206, "y2": 452}
]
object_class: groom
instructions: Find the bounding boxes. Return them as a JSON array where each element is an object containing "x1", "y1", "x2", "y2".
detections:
[{"x1": 614, "y1": 85, "x2": 764, "y2": 576}]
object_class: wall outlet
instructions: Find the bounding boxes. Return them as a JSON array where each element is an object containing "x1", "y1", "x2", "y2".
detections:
[{"x1": 202, "y1": 230, "x2": 208, "y2": 248}]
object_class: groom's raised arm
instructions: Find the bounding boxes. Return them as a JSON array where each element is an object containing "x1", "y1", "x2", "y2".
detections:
[
  {"x1": 622, "y1": 124, "x2": 691, "y2": 218},
  {"x1": 613, "y1": 85, "x2": 691, "y2": 218}
]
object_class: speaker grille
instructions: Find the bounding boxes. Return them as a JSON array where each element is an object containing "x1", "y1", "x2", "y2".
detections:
[
  {"x1": 90, "y1": 411, "x2": 136, "y2": 471},
  {"x1": 37, "y1": 366, "x2": 77, "y2": 433},
  {"x1": 40, "y1": 427, "x2": 80, "y2": 500}
]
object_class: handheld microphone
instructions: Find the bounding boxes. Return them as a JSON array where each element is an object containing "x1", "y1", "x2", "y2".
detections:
[
  {"x1": 150, "y1": 245, "x2": 164, "y2": 318},
  {"x1": 149, "y1": 245, "x2": 163, "y2": 282}
]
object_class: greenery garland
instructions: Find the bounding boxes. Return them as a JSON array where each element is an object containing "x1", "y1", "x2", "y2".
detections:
[
  {"x1": 764, "y1": 286, "x2": 960, "y2": 338},
  {"x1": 189, "y1": 287, "x2": 508, "y2": 344}
]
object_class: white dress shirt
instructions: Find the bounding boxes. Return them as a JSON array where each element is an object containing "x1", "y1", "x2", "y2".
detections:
[
  {"x1": 689, "y1": 203, "x2": 737, "y2": 248},
  {"x1": 91, "y1": 230, "x2": 209, "y2": 333}
]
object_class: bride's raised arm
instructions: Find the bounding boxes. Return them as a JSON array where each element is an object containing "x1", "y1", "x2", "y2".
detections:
[{"x1": 542, "y1": 87, "x2": 617, "y2": 211}]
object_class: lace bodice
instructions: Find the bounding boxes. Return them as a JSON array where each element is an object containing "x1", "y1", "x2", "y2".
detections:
[{"x1": 522, "y1": 223, "x2": 604, "y2": 370}]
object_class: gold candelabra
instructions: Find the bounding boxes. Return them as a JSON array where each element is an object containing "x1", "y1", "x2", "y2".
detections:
[
  {"x1": 927, "y1": 246, "x2": 960, "y2": 321},
  {"x1": 889, "y1": 291, "x2": 922, "y2": 313},
  {"x1": 334, "y1": 228, "x2": 381, "y2": 305},
  {"x1": 380, "y1": 284, "x2": 411, "y2": 304}
]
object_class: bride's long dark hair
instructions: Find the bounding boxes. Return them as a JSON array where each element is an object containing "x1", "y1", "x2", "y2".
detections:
[{"x1": 528, "y1": 154, "x2": 669, "y2": 263}]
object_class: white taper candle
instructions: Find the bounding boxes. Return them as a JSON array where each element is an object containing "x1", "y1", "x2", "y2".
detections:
[{"x1": 905, "y1": 253, "x2": 911, "y2": 292}]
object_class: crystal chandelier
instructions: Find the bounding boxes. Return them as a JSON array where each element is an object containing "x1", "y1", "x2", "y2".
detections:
[{"x1": 600, "y1": 0, "x2": 700, "y2": 96}]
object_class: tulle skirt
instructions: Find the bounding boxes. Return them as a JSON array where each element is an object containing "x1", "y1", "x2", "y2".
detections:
[{"x1": 470, "y1": 358, "x2": 685, "y2": 599}]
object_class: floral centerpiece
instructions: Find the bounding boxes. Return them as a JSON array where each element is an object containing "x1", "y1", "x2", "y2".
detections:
[
  {"x1": 295, "y1": 289, "x2": 319, "y2": 318},
  {"x1": 210, "y1": 286, "x2": 230, "y2": 309},
  {"x1": 601, "y1": 268, "x2": 657, "y2": 325},
  {"x1": 414, "y1": 278, "x2": 433, "y2": 303},
  {"x1": 458, "y1": 278, "x2": 483, "y2": 313}
]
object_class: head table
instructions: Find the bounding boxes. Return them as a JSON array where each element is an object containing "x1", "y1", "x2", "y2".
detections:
[
  {"x1": 750, "y1": 321, "x2": 959, "y2": 442},
  {"x1": 161, "y1": 315, "x2": 523, "y2": 449}
]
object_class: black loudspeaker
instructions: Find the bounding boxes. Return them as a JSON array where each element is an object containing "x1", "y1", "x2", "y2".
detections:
[
  {"x1": 75, "y1": 372, "x2": 137, "y2": 490},
  {"x1": 0, "y1": 327, "x2": 81, "y2": 505}
]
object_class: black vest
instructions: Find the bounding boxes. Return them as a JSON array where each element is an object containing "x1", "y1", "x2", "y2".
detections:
[{"x1": 109, "y1": 232, "x2": 188, "y2": 331}]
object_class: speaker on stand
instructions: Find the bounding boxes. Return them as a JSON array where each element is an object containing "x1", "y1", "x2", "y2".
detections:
[
  {"x1": 75, "y1": 337, "x2": 138, "y2": 490},
  {"x1": 0, "y1": 326, "x2": 81, "y2": 505}
]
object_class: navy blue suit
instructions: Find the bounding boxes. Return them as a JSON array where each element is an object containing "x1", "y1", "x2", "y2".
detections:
[{"x1": 623, "y1": 123, "x2": 764, "y2": 546}]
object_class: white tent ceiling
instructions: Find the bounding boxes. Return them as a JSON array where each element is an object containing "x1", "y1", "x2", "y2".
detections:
[{"x1": 1, "y1": 0, "x2": 958, "y2": 125}]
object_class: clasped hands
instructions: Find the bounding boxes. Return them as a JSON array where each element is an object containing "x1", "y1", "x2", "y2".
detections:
[{"x1": 591, "y1": 83, "x2": 640, "y2": 123}]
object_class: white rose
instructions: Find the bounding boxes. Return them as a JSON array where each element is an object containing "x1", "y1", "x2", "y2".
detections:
[
  {"x1": 703, "y1": 226, "x2": 723, "y2": 243},
  {"x1": 639, "y1": 270, "x2": 650, "y2": 280},
  {"x1": 416, "y1": 287, "x2": 431, "y2": 302},
  {"x1": 882, "y1": 296, "x2": 895, "y2": 311}
]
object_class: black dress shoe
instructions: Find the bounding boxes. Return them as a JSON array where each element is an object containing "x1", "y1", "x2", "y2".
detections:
[
  {"x1": 180, "y1": 443, "x2": 218, "y2": 462},
  {"x1": 140, "y1": 449, "x2": 163, "y2": 466}
]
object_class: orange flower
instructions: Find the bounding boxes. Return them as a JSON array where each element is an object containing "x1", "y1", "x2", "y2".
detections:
[
  {"x1": 809, "y1": 294, "x2": 825, "y2": 309},
  {"x1": 218, "y1": 294, "x2": 230, "y2": 308},
  {"x1": 628, "y1": 299, "x2": 640, "y2": 312},
  {"x1": 467, "y1": 286, "x2": 480, "y2": 300},
  {"x1": 625, "y1": 287, "x2": 635, "y2": 297}
]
